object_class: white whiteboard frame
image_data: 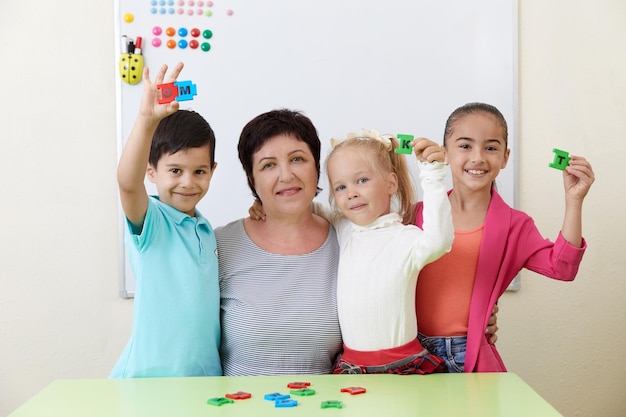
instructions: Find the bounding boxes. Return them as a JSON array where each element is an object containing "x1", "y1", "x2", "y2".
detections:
[{"x1": 115, "y1": 0, "x2": 519, "y2": 298}]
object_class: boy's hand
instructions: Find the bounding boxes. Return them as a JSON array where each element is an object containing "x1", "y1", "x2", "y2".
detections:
[
  {"x1": 412, "y1": 137, "x2": 446, "y2": 163},
  {"x1": 249, "y1": 199, "x2": 266, "y2": 221},
  {"x1": 563, "y1": 155, "x2": 595, "y2": 201},
  {"x1": 138, "y1": 62, "x2": 185, "y2": 121}
]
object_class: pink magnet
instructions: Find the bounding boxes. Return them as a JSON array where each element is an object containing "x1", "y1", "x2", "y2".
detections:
[
  {"x1": 197, "y1": 0, "x2": 204, "y2": 6},
  {"x1": 188, "y1": 0, "x2": 194, "y2": 5},
  {"x1": 226, "y1": 9, "x2": 233, "y2": 16},
  {"x1": 196, "y1": 8, "x2": 203, "y2": 15},
  {"x1": 152, "y1": 26, "x2": 162, "y2": 35},
  {"x1": 178, "y1": 0, "x2": 184, "y2": 4},
  {"x1": 177, "y1": 8, "x2": 184, "y2": 14},
  {"x1": 187, "y1": 9, "x2": 193, "y2": 15},
  {"x1": 206, "y1": 1, "x2": 213, "y2": 6},
  {"x1": 152, "y1": 38, "x2": 162, "y2": 47}
]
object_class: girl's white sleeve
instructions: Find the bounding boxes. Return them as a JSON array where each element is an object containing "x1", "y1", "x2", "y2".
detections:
[{"x1": 417, "y1": 161, "x2": 454, "y2": 265}]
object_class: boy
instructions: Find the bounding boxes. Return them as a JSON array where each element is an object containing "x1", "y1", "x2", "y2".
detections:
[{"x1": 110, "y1": 62, "x2": 222, "y2": 377}]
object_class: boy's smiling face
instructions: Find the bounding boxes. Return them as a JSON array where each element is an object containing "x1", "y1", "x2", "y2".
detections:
[{"x1": 147, "y1": 145, "x2": 216, "y2": 216}]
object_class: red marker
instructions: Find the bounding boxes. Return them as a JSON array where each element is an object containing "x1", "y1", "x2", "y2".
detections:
[{"x1": 135, "y1": 36, "x2": 143, "y2": 55}]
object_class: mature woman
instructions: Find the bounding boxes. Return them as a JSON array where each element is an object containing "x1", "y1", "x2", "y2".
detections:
[{"x1": 215, "y1": 109, "x2": 342, "y2": 375}]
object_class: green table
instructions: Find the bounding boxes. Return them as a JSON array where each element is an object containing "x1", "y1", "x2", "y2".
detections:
[{"x1": 9, "y1": 373, "x2": 562, "y2": 416}]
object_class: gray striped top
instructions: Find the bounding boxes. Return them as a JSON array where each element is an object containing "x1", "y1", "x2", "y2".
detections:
[{"x1": 216, "y1": 219, "x2": 342, "y2": 376}]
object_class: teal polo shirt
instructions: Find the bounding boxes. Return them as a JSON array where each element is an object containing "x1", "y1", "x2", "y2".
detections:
[{"x1": 110, "y1": 196, "x2": 222, "y2": 377}]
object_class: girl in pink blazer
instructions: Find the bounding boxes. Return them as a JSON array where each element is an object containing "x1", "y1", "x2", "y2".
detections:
[{"x1": 414, "y1": 102, "x2": 595, "y2": 372}]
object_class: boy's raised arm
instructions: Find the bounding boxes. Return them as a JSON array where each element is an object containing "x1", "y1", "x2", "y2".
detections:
[{"x1": 117, "y1": 63, "x2": 184, "y2": 226}]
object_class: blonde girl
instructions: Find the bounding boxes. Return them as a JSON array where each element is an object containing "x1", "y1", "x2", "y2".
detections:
[{"x1": 325, "y1": 130, "x2": 453, "y2": 374}]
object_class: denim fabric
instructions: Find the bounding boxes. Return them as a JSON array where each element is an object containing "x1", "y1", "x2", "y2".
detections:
[{"x1": 418, "y1": 333, "x2": 467, "y2": 373}]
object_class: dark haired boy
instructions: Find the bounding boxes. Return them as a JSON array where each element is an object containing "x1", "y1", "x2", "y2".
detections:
[{"x1": 110, "y1": 63, "x2": 221, "y2": 377}]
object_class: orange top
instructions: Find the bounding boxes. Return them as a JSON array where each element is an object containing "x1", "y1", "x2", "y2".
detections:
[{"x1": 416, "y1": 224, "x2": 483, "y2": 336}]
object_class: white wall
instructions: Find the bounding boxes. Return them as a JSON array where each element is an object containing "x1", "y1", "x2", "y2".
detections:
[
  {"x1": 497, "y1": 2, "x2": 626, "y2": 416},
  {"x1": 0, "y1": 1, "x2": 624, "y2": 416},
  {"x1": 0, "y1": 0, "x2": 132, "y2": 412}
]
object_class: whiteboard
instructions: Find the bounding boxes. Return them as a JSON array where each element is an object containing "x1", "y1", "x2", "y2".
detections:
[{"x1": 115, "y1": 0, "x2": 519, "y2": 298}]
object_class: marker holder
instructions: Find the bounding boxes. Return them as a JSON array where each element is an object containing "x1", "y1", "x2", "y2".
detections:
[{"x1": 119, "y1": 53, "x2": 144, "y2": 85}]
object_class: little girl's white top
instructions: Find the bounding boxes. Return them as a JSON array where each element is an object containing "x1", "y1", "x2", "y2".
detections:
[{"x1": 334, "y1": 161, "x2": 453, "y2": 351}]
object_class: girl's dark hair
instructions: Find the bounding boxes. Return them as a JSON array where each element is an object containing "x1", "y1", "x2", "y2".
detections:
[
  {"x1": 443, "y1": 102, "x2": 508, "y2": 146},
  {"x1": 238, "y1": 108, "x2": 321, "y2": 200},
  {"x1": 149, "y1": 109, "x2": 216, "y2": 167}
]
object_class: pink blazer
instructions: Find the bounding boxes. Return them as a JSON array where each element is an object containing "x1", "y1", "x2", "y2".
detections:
[{"x1": 415, "y1": 188, "x2": 586, "y2": 372}]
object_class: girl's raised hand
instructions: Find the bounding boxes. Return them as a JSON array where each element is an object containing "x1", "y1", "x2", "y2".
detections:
[
  {"x1": 412, "y1": 137, "x2": 446, "y2": 163},
  {"x1": 137, "y1": 62, "x2": 185, "y2": 121},
  {"x1": 563, "y1": 155, "x2": 595, "y2": 200}
]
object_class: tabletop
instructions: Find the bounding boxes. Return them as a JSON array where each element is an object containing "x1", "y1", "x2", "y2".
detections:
[{"x1": 9, "y1": 372, "x2": 562, "y2": 417}]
